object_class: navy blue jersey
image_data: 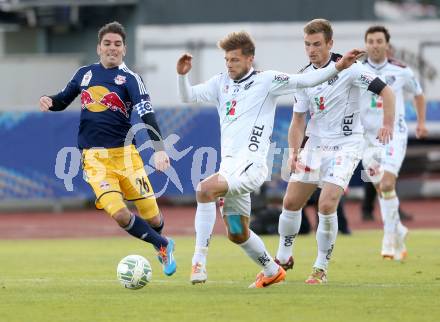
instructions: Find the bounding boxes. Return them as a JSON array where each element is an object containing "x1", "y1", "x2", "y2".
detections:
[{"x1": 51, "y1": 62, "x2": 154, "y2": 149}]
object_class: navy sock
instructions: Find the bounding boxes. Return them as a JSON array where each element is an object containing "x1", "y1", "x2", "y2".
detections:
[{"x1": 124, "y1": 214, "x2": 168, "y2": 249}]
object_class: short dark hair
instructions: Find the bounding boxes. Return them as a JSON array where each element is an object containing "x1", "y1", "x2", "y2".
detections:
[
  {"x1": 218, "y1": 31, "x2": 255, "y2": 56},
  {"x1": 365, "y1": 25, "x2": 390, "y2": 43},
  {"x1": 304, "y1": 19, "x2": 333, "y2": 43},
  {"x1": 98, "y1": 21, "x2": 126, "y2": 44}
]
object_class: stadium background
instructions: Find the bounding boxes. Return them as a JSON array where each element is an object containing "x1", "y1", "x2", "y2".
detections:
[{"x1": 0, "y1": 0, "x2": 439, "y2": 223}]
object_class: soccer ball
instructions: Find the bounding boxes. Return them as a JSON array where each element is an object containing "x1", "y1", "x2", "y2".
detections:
[{"x1": 117, "y1": 255, "x2": 152, "y2": 290}]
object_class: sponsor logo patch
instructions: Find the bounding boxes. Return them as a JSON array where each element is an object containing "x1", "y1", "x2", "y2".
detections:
[
  {"x1": 81, "y1": 70, "x2": 92, "y2": 87},
  {"x1": 114, "y1": 75, "x2": 127, "y2": 85}
]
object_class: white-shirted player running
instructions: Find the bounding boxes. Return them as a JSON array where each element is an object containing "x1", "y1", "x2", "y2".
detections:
[
  {"x1": 361, "y1": 25, "x2": 428, "y2": 260},
  {"x1": 176, "y1": 31, "x2": 363, "y2": 288},
  {"x1": 275, "y1": 19, "x2": 395, "y2": 284}
]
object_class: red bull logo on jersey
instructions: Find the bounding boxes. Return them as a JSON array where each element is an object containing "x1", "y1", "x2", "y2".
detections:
[{"x1": 80, "y1": 86, "x2": 128, "y2": 118}]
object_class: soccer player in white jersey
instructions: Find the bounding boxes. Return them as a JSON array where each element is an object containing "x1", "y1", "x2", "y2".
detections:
[
  {"x1": 361, "y1": 25, "x2": 428, "y2": 260},
  {"x1": 176, "y1": 31, "x2": 363, "y2": 288},
  {"x1": 275, "y1": 19, "x2": 395, "y2": 284}
]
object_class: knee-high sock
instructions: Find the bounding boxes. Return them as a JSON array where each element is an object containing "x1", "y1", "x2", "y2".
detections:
[
  {"x1": 239, "y1": 230, "x2": 279, "y2": 277},
  {"x1": 379, "y1": 197, "x2": 400, "y2": 252},
  {"x1": 124, "y1": 214, "x2": 168, "y2": 249},
  {"x1": 192, "y1": 202, "x2": 216, "y2": 265},
  {"x1": 276, "y1": 208, "x2": 302, "y2": 263},
  {"x1": 314, "y1": 212, "x2": 338, "y2": 271},
  {"x1": 379, "y1": 197, "x2": 399, "y2": 236}
]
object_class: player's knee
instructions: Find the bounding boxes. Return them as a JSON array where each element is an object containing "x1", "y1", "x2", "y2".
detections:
[
  {"x1": 196, "y1": 188, "x2": 217, "y2": 202},
  {"x1": 145, "y1": 214, "x2": 161, "y2": 227},
  {"x1": 228, "y1": 232, "x2": 248, "y2": 244},
  {"x1": 318, "y1": 197, "x2": 339, "y2": 214},
  {"x1": 380, "y1": 180, "x2": 395, "y2": 194},
  {"x1": 113, "y1": 208, "x2": 132, "y2": 227},
  {"x1": 282, "y1": 195, "x2": 303, "y2": 211}
]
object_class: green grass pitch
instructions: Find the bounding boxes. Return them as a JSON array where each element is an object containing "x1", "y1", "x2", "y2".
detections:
[{"x1": 0, "y1": 230, "x2": 439, "y2": 322}]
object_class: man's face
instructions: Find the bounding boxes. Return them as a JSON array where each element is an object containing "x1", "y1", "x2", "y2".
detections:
[
  {"x1": 97, "y1": 33, "x2": 126, "y2": 68},
  {"x1": 365, "y1": 32, "x2": 388, "y2": 63},
  {"x1": 304, "y1": 32, "x2": 333, "y2": 67},
  {"x1": 224, "y1": 49, "x2": 254, "y2": 80}
]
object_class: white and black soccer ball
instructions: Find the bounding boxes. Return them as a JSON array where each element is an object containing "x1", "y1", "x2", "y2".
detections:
[{"x1": 117, "y1": 255, "x2": 152, "y2": 290}]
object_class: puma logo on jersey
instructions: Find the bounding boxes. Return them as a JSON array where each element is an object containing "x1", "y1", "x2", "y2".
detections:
[
  {"x1": 244, "y1": 80, "x2": 254, "y2": 90},
  {"x1": 327, "y1": 75, "x2": 339, "y2": 85}
]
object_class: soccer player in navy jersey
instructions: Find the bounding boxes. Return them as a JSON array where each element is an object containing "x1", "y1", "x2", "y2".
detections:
[{"x1": 39, "y1": 21, "x2": 176, "y2": 276}]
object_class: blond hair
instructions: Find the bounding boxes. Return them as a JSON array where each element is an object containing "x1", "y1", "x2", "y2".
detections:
[{"x1": 218, "y1": 31, "x2": 255, "y2": 56}]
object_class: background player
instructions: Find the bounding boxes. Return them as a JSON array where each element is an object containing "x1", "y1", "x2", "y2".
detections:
[
  {"x1": 39, "y1": 21, "x2": 177, "y2": 276},
  {"x1": 361, "y1": 25, "x2": 428, "y2": 260},
  {"x1": 177, "y1": 30, "x2": 363, "y2": 287},
  {"x1": 275, "y1": 19, "x2": 395, "y2": 284}
]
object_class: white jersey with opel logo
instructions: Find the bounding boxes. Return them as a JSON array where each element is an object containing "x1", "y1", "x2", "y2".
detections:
[
  {"x1": 361, "y1": 58, "x2": 423, "y2": 136},
  {"x1": 178, "y1": 65, "x2": 339, "y2": 161},
  {"x1": 294, "y1": 54, "x2": 382, "y2": 140}
]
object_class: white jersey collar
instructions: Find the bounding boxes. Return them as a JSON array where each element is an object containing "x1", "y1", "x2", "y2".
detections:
[
  {"x1": 312, "y1": 54, "x2": 333, "y2": 69},
  {"x1": 233, "y1": 67, "x2": 255, "y2": 84},
  {"x1": 366, "y1": 58, "x2": 387, "y2": 70}
]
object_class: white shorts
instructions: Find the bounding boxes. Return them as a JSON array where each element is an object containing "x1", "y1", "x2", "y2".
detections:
[
  {"x1": 290, "y1": 136, "x2": 362, "y2": 190},
  {"x1": 361, "y1": 131, "x2": 407, "y2": 182},
  {"x1": 218, "y1": 157, "x2": 268, "y2": 216}
]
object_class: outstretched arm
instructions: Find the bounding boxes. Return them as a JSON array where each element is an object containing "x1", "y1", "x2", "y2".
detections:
[
  {"x1": 39, "y1": 70, "x2": 82, "y2": 112},
  {"x1": 177, "y1": 53, "x2": 219, "y2": 104},
  {"x1": 177, "y1": 53, "x2": 196, "y2": 103},
  {"x1": 294, "y1": 48, "x2": 365, "y2": 88}
]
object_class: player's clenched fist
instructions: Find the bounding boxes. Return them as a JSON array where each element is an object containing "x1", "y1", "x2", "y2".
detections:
[
  {"x1": 39, "y1": 96, "x2": 53, "y2": 112},
  {"x1": 176, "y1": 53, "x2": 193, "y2": 75},
  {"x1": 153, "y1": 150, "x2": 170, "y2": 172}
]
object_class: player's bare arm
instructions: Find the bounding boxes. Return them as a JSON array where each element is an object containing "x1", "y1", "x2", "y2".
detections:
[
  {"x1": 377, "y1": 85, "x2": 395, "y2": 144},
  {"x1": 414, "y1": 94, "x2": 428, "y2": 139},
  {"x1": 39, "y1": 96, "x2": 53, "y2": 112},
  {"x1": 287, "y1": 112, "x2": 307, "y2": 173},
  {"x1": 177, "y1": 53, "x2": 193, "y2": 75}
]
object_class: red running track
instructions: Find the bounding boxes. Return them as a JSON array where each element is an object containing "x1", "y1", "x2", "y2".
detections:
[{"x1": 0, "y1": 199, "x2": 438, "y2": 240}]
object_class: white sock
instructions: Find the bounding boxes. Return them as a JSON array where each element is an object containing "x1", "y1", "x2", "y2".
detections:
[
  {"x1": 314, "y1": 212, "x2": 338, "y2": 271},
  {"x1": 379, "y1": 197, "x2": 399, "y2": 237},
  {"x1": 397, "y1": 221, "x2": 407, "y2": 236},
  {"x1": 192, "y1": 202, "x2": 216, "y2": 266},
  {"x1": 239, "y1": 230, "x2": 279, "y2": 277},
  {"x1": 276, "y1": 208, "x2": 302, "y2": 263}
]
